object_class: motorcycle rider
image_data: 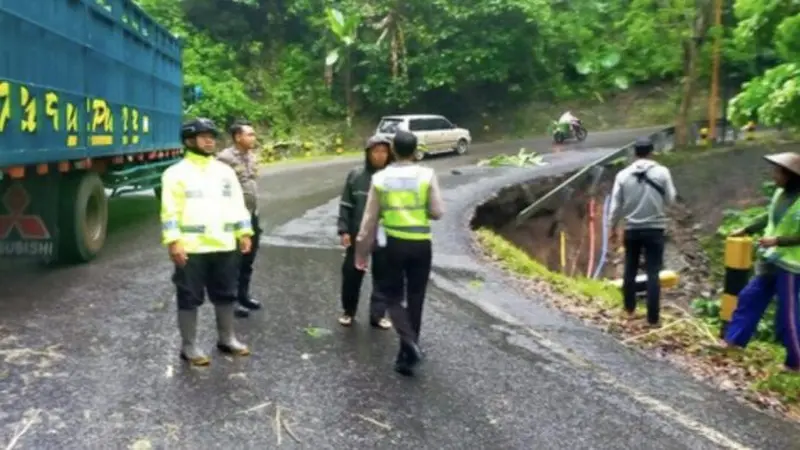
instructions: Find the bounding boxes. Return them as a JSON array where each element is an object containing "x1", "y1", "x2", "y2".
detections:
[{"x1": 558, "y1": 111, "x2": 581, "y2": 135}]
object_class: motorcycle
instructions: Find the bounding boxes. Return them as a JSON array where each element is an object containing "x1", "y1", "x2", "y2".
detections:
[{"x1": 550, "y1": 120, "x2": 588, "y2": 144}]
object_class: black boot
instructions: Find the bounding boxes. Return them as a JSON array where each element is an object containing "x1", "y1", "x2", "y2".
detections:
[
  {"x1": 234, "y1": 303, "x2": 251, "y2": 318},
  {"x1": 239, "y1": 297, "x2": 262, "y2": 310},
  {"x1": 394, "y1": 340, "x2": 423, "y2": 376}
]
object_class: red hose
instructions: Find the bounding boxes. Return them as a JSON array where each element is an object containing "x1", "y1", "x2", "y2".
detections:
[{"x1": 587, "y1": 198, "x2": 596, "y2": 277}]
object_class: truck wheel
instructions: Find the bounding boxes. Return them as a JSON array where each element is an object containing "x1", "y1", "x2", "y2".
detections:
[{"x1": 58, "y1": 171, "x2": 108, "y2": 263}]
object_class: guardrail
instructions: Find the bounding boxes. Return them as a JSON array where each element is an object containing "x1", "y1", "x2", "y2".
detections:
[{"x1": 514, "y1": 118, "x2": 739, "y2": 225}]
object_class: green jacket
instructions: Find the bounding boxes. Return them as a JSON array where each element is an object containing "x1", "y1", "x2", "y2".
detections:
[{"x1": 337, "y1": 136, "x2": 393, "y2": 237}]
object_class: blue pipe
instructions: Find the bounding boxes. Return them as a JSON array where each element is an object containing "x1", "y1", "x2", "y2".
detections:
[{"x1": 593, "y1": 195, "x2": 612, "y2": 278}]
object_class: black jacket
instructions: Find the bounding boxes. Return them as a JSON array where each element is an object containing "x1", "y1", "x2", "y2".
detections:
[{"x1": 337, "y1": 138, "x2": 393, "y2": 237}]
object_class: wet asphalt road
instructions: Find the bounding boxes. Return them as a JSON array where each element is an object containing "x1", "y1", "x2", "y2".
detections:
[{"x1": 2, "y1": 128, "x2": 800, "y2": 449}]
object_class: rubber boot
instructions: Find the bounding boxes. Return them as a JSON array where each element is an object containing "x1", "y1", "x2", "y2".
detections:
[
  {"x1": 178, "y1": 310, "x2": 210, "y2": 366},
  {"x1": 214, "y1": 304, "x2": 251, "y2": 356}
]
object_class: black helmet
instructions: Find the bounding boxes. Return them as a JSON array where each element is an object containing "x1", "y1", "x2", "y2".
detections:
[{"x1": 181, "y1": 118, "x2": 218, "y2": 140}]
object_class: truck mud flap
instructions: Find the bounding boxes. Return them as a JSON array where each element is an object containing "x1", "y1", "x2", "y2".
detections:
[{"x1": 0, "y1": 175, "x2": 60, "y2": 262}]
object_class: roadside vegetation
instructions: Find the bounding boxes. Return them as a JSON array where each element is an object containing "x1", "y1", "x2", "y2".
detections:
[
  {"x1": 135, "y1": 0, "x2": 798, "y2": 161},
  {"x1": 474, "y1": 140, "x2": 800, "y2": 420}
]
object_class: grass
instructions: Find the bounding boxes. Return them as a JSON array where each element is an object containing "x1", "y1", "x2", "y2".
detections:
[
  {"x1": 474, "y1": 227, "x2": 800, "y2": 418},
  {"x1": 260, "y1": 149, "x2": 362, "y2": 167}
]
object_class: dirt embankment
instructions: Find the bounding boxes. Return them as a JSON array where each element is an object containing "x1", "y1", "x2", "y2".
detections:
[{"x1": 471, "y1": 143, "x2": 799, "y2": 306}]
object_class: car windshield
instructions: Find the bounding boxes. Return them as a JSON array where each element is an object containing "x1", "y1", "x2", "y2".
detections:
[{"x1": 377, "y1": 118, "x2": 403, "y2": 134}]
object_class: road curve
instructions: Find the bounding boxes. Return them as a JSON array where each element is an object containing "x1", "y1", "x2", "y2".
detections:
[{"x1": 2, "y1": 128, "x2": 796, "y2": 449}]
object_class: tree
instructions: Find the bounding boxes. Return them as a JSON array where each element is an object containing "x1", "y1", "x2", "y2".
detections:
[
  {"x1": 727, "y1": 1, "x2": 800, "y2": 129},
  {"x1": 324, "y1": 7, "x2": 361, "y2": 127}
]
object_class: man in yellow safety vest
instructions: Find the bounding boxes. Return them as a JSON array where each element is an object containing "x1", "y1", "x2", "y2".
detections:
[
  {"x1": 161, "y1": 117, "x2": 254, "y2": 366},
  {"x1": 355, "y1": 130, "x2": 445, "y2": 376}
]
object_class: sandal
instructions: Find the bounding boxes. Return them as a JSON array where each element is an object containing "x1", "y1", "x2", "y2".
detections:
[
  {"x1": 338, "y1": 314, "x2": 354, "y2": 327},
  {"x1": 371, "y1": 317, "x2": 392, "y2": 330}
]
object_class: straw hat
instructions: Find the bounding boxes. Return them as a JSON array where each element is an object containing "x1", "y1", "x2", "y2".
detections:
[{"x1": 764, "y1": 152, "x2": 800, "y2": 176}]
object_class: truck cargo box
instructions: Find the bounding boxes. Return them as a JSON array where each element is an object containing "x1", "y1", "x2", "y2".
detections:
[{"x1": 0, "y1": 0, "x2": 183, "y2": 167}]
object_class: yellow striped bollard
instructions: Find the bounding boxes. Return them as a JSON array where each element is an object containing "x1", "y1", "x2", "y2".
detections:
[
  {"x1": 719, "y1": 236, "x2": 753, "y2": 336},
  {"x1": 699, "y1": 127, "x2": 709, "y2": 147},
  {"x1": 744, "y1": 121, "x2": 756, "y2": 141}
]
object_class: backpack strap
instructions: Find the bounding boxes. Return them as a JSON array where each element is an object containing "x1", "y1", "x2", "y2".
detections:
[{"x1": 632, "y1": 166, "x2": 666, "y2": 197}]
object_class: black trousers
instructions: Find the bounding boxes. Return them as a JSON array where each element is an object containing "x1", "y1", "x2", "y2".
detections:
[
  {"x1": 173, "y1": 251, "x2": 239, "y2": 310},
  {"x1": 374, "y1": 236, "x2": 432, "y2": 344},
  {"x1": 237, "y1": 213, "x2": 261, "y2": 301},
  {"x1": 341, "y1": 246, "x2": 388, "y2": 319},
  {"x1": 622, "y1": 228, "x2": 665, "y2": 324}
]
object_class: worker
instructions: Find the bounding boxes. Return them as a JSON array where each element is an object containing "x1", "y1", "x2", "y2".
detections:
[
  {"x1": 355, "y1": 130, "x2": 445, "y2": 376},
  {"x1": 608, "y1": 137, "x2": 677, "y2": 327},
  {"x1": 725, "y1": 152, "x2": 800, "y2": 372},
  {"x1": 336, "y1": 135, "x2": 394, "y2": 329},
  {"x1": 217, "y1": 120, "x2": 263, "y2": 319},
  {"x1": 161, "y1": 117, "x2": 254, "y2": 366}
]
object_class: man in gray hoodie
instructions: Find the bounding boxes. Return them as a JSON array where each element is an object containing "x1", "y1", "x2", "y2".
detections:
[{"x1": 608, "y1": 137, "x2": 678, "y2": 326}]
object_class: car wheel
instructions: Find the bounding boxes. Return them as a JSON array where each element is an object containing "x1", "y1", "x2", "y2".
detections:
[
  {"x1": 455, "y1": 139, "x2": 468, "y2": 155},
  {"x1": 414, "y1": 149, "x2": 425, "y2": 161}
]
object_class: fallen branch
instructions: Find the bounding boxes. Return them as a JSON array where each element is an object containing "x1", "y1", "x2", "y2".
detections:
[
  {"x1": 238, "y1": 401, "x2": 271, "y2": 415},
  {"x1": 274, "y1": 405, "x2": 282, "y2": 446},
  {"x1": 354, "y1": 413, "x2": 391, "y2": 431},
  {"x1": 5, "y1": 410, "x2": 40, "y2": 450},
  {"x1": 621, "y1": 319, "x2": 689, "y2": 344},
  {"x1": 281, "y1": 419, "x2": 301, "y2": 443}
]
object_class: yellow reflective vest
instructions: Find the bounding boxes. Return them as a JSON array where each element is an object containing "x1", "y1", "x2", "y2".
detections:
[
  {"x1": 372, "y1": 163, "x2": 433, "y2": 241},
  {"x1": 762, "y1": 187, "x2": 800, "y2": 273},
  {"x1": 160, "y1": 151, "x2": 254, "y2": 253}
]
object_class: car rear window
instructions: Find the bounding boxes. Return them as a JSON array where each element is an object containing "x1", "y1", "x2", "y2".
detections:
[{"x1": 377, "y1": 118, "x2": 403, "y2": 133}]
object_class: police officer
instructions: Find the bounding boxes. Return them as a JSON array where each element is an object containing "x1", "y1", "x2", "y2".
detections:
[
  {"x1": 354, "y1": 130, "x2": 445, "y2": 376},
  {"x1": 161, "y1": 118, "x2": 254, "y2": 366},
  {"x1": 217, "y1": 120, "x2": 263, "y2": 318}
]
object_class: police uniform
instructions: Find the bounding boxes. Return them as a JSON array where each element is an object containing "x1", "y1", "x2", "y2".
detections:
[
  {"x1": 161, "y1": 118, "x2": 254, "y2": 366},
  {"x1": 355, "y1": 139, "x2": 445, "y2": 375},
  {"x1": 217, "y1": 145, "x2": 262, "y2": 318},
  {"x1": 725, "y1": 152, "x2": 800, "y2": 370}
]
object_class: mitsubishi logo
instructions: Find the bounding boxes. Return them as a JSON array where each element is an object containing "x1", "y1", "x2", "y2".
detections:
[{"x1": 0, "y1": 183, "x2": 50, "y2": 240}]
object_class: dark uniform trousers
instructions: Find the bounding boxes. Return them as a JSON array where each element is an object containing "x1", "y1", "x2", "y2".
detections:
[
  {"x1": 374, "y1": 236, "x2": 432, "y2": 344},
  {"x1": 622, "y1": 228, "x2": 665, "y2": 324},
  {"x1": 237, "y1": 213, "x2": 261, "y2": 301},
  {"x1": 173, "y1": 251, "x2": 240, "y2": 310},
  {"x1": 341, "y1": 245, "x2": 388, "y2": 319}
]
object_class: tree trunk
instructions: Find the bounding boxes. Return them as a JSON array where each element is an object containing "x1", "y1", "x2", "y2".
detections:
[
  {"x1": 675, "y1": 2, "x2": 710, "y2": 147},
  {"x1": 345, "y1": 48, "x2": 354, "y2": 128},
  {"x1": 675, "y1": 40, "x2": 699, "y2": 146}
]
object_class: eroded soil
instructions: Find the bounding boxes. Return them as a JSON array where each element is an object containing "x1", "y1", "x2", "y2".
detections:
[{"x1": 472, "y1": 143, "x2": 799, "y2": 308}]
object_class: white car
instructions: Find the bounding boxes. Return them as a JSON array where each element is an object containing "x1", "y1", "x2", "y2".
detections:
[{"x1": 375, "y1": 114, "x2": 472, "y2": 160}]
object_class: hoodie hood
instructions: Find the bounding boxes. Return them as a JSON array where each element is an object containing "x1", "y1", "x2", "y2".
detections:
[
  {"x1": 630, "y1": 158, "x2": 657, "y2": 173},
  {"x1": 364, "y1": 135, "x2": 393, "y2": 172}
]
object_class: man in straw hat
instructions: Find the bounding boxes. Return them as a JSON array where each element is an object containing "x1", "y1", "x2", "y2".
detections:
[{"x1": 726, "y1": 152, "x2": 800, "y2": 372}]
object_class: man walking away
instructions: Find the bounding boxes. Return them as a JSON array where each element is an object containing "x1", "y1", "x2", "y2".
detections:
[
  {"x1": 162, "y1": 118, "x2": 253, "y2": 366},
  {"x1": 608, "y1": 137, "x2": 677, "y2": 327},
  {"x1": 218, "y1": 120, "x2": 263, "y2": 318},
  {"x1": 355, "y1": 130, "x2": 445, "y2": 376},
  {"x1": 336, "y1": 135, "x2": 394, "y2": 329}
]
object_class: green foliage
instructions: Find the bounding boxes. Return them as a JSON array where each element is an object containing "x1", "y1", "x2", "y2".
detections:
[
  {"x1": 477, "y1": 149, "x2": 547, "y2": 167},
  {"x1": 131, "y1": 0, "x2": 790, "y2": 154},
  {"x1": 728, "y1": 1, "x2": 800, "y2": 128},
  {"x1": 692, "y1": 180, "x2": 778, "y2": 344}
]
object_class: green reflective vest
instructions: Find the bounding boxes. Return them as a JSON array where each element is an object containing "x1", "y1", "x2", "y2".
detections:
[
  {"x1": 372, "y1": 163, "x2": 434, "y2": 241},
  {"x1": 160, "y1": 151, "x2": 254, "y2": 253},
  {"x1": 762, "y1": 187, "x2": 800, "y2": 273}
]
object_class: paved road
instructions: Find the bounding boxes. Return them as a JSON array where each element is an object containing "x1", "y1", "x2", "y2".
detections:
[{"x1": 2, "y1": 128, "x2": 799, "y2": 449}]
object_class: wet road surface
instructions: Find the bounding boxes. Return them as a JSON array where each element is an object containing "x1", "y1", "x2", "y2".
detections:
[{"x1": 2, "y1": 128, "x2": 800, "y2": 449}]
